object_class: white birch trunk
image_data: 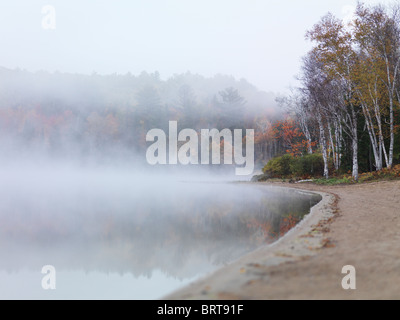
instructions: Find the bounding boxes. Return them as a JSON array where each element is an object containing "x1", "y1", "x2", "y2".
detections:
[
  {"x1": 361, "y1": 102, "x2": 382, "y2": 170},
  {"x1": 317, "y1": 111, "x2": 329, "y2": 179},
  {"x1": 351, "y1": 105, "x2": 359, "y2": 181}
]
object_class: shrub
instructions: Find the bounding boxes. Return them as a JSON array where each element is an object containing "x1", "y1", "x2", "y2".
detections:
[
  {"x1": 263, "y1": 153, "x2": 324, "y2": 179},
  {"x1": 263, "y1": 154, "x2": 294, "y2": 178},
  {"x1": 290, "y1": 153, "x2": 324, "y2": 178}
]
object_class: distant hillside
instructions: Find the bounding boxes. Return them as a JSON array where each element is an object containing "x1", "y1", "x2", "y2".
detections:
[{"x1": 0, "y1": 67, "x2": 282, "y2": 163}]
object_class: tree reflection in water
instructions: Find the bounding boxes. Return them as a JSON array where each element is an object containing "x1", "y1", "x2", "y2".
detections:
[{"x1": 0, "y1": 173, "x2": 321, "y2": 281}]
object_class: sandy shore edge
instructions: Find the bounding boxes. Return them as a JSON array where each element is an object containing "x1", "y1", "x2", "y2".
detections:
[{"x1": 164, "y1": 184, "x2": 337, "y2": 300}]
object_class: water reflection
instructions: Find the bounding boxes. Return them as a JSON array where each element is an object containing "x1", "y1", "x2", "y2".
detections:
[{"x1": 0, "y1": 167, "x2": 321, "y2": 299}]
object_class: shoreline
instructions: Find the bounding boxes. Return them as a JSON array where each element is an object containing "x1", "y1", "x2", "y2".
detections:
[
  {"x1": 164, "y1": 182, "x2": 337, "y2": 300},
  {"x1": 165, "y1": 180, "x2": 400, "y2": 300}
]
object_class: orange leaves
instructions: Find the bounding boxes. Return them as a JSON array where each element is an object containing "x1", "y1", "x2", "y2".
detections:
[
  {"x1": 271, "y1": 118, "x2": 310, "y2": 157},
  {"x1": 273, "y1": 119, "x2": 303, "y2": 141},
  {"x1": 246, "y1": 213, "x2": 301, "y2": 244},
  {"x1": 246, "y1": 218, "x2": 275, "y2": 244},
  {"x1": 278, "y1": 215, "x2": 300, "y2": 237}
]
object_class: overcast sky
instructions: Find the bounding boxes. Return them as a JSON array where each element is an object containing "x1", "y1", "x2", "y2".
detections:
[{"x1": 0, "y1": 0, "x2": 396, "y2": 93}]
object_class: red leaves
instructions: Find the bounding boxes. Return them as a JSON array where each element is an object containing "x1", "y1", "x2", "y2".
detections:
[{"x1": 271, "y1": 118, "x2": 311, "y2": 157}]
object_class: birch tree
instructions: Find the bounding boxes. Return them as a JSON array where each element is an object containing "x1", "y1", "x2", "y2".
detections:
[
  {"x1": 352, "y1": 51, "x2": 389, "y2": 170},
  {"x1": 306, "y1": 13, "x2": 360, "y2": 180},
  {"x1": 301, "y1": 51, "x2": 331, "y2": 179},
  {"x1": 354, "y1": 3, "x2": 400, "y2": 168}
]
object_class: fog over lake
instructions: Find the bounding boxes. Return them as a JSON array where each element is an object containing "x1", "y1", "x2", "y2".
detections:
[{"x1": 0, "y1": 162, "x2": 321, "y2": 299}]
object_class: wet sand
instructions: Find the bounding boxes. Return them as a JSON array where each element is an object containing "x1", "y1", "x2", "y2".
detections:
[{"x1": 165, "y1": 180, "x2": 400, "y2": 300}]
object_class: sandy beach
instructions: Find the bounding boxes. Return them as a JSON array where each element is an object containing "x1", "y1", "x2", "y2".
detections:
[{"x1": 165, "y1": 180, "x2": 400, "y2": 300}]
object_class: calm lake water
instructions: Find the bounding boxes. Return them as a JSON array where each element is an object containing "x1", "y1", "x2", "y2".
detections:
[{"x1": 0, "y1": 165, "x2": 321, "y2": 299}]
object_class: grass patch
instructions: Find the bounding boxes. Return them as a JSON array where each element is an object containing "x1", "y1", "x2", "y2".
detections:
[
  {"x1": 254, "y1": 164, "x2": 400, "y2": 185},
  {"x1": 313, "y1": 176, "x2": 355, "y2": 185},
  {"x1": 312, "y1": 164, "x2": 400, "y2": 185}
]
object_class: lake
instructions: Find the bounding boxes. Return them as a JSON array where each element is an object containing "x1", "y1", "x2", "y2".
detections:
[{"x1": 0, "y1": 164, "x2": 321, "y2": 299}]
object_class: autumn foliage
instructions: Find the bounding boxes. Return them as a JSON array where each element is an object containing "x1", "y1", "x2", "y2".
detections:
[
  {"x1": 247, "y1": 214, "x2": 300, "y2": 244},
  {"x1": 268, "y1": 117, "x2": 318, "y2": 157}
]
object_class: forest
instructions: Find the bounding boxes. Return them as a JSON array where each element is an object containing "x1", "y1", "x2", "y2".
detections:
[
  {"x1": 3, "y1": 2, "x2": 400, "y2": 181},
  {"x1": 0, "y1": 67, "x2": 280, "y2": 169},
  {"x1": 262, "y1": 2, "x2": 400, "y2": 181}
]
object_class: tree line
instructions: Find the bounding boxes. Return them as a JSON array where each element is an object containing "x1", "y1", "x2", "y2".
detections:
[
  {"x1": 0, "y1": 68, "x2": 280, "y2": 166},
  {"x1": 273, "y1": 2, "x2": 400, "y2": 180}
]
